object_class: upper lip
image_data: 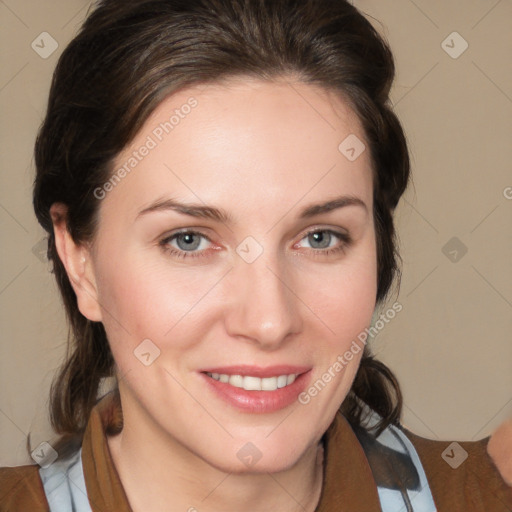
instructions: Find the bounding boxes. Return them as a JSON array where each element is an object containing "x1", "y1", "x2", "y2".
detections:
[{"x1": 199, "y1": 365, "x2": 311, "y2": 378}]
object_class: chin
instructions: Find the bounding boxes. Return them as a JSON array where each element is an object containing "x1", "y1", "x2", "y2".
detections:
[
  {"x1": 203, "y1": 436, "x2": 315, "y2": 476},
  {"x1": 213, "y1": 454, "x2": 301, "y2": 476}
]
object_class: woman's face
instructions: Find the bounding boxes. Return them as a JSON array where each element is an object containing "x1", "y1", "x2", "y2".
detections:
[{"x1": 84, "y1": 77, "x2": 377, "y2": 473}]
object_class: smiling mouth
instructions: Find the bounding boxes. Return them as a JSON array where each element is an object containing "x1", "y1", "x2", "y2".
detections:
[
  {"x1": 204, "y1": 372, "x2": 299, "y2": 391},
  {"x1": 200, "y1": 367, "x2": 312, "y2": 413}
]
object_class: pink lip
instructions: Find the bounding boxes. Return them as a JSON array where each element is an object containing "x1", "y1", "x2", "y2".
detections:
[
  {"x1": 199, "y1": 366, "x2": 312, "y2": 414},
  {"x1": 199, "y1": 365, "x2": 311, "y2": 378}
]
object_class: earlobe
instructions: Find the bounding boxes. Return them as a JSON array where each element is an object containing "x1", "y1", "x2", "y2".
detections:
[{"x1": 49, "y1": 203, "x2": 103, "y2": 322}]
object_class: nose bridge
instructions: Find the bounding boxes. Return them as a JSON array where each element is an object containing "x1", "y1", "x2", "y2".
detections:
[{"x1": 225, "y1": 248, "x2": 301, "y2": 348}]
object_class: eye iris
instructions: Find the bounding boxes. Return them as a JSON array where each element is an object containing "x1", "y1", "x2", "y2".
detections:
[
  {"x1": 176, "y1": 233, "x2": 201, "y2": 251},
  {"x1": 309, "y1": 231, "x2": 331, "y2": 249}
]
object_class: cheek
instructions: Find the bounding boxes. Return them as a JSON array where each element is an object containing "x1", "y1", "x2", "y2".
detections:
[
  {"x1": 303, "y1": 239, "x2": 377, "y2": 343},
  {"x1": 92, "y1": 249, "x2": 223, "y2": 353},
  {"x1": 91, "y1": 249, "x2": 169, "y2": 348}
]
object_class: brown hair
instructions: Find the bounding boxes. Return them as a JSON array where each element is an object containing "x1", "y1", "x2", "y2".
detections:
[{"x1": 33, "y1": 0, "x2": 409, "y2": 452}]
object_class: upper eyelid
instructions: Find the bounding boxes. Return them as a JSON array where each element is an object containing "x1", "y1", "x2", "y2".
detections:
[
  {"x1": 160, "y1": 229, "x2": 213, "y2": 246},
  {"x1": 299, "y1": 227, "x2": 349, "y2": 239},
  {"x1": 294, "y1": 229, "x2": 350, "y2": 250}
]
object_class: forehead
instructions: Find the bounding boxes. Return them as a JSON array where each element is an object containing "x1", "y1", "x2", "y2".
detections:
[{"x1": 102, "y1": 77, "x2": 373, "y2": 223}]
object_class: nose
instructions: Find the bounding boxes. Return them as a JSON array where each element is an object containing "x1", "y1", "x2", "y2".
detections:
[{"x1": 223, "y1": 253, "x2": 303, "y2": 350}]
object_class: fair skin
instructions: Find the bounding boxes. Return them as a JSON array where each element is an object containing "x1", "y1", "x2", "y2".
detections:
[{"x1": 51, "y1": 77, "x2": 377, "y2": 512}]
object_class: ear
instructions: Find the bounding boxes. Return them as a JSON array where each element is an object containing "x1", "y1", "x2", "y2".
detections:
[{"x1": 49, "y1": 203, "x2": 103, "y2": 322}]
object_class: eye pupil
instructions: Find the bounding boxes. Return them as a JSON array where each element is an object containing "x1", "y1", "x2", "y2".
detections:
[
  {"x1": 309, "y1": 231, "x2": 331, "y2": 249},
  {"x1": 176, "y1": 233, "x2": 201, "y2": 251}
]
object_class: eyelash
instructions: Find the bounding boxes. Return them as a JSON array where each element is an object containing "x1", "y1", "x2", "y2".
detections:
[{"x1": 159, "y1": 228, "x2": 352, "y2": 260}]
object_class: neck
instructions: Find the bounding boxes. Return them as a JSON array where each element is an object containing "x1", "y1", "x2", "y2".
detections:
[{"x1": 106, "y1": 393, "x2": 325, "y2": 512}]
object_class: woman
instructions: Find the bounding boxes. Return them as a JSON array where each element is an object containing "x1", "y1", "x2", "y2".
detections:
[{"x1": 1, "y1": 0, "x2": 510, "y2": 510}]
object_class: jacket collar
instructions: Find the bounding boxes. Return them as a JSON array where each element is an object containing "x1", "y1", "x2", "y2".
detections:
[
  {"x1": 82, "y1": 391, "x2": 382, "y2": 511},
  {"x1": 315, "y1": 411, "x2": 382, "y2": 511}
]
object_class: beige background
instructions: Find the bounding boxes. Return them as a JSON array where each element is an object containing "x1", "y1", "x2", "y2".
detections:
[{"x1": 1, "y1": 0, "x2": 511, "y2": 466}]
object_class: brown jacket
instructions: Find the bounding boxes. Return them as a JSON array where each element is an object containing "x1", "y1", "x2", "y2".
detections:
[{"x1": 1, "y1": 393, "x2": 511, "y2": 511}]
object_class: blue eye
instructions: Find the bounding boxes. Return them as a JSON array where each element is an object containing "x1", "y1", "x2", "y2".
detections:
[
  {"x1": 171, "y1": 232, "x2": 203, "y2": 251},
  {"x1": 303, "y1": 230, "x2": 338, "y2": 249},
  {"x1": 159, "y1": 230, "x2": 212, "y2": 259},
  {"x1": 297, "y1": 229, "x2": 352, "y2": 257}
]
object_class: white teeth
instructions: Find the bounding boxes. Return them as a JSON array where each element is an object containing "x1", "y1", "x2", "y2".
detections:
[
  {"x1": 205, "y1": 372, "x2": 299, "y2": 391},
  {"x1": 243, "y1": 376, "x2": 262, "y2": 390},
  {"x1": 287, "y1": 374, "x2": 296, "y2": 385},
  {"x1": 261, "y1": 377, "x2": 277, "y2": 391},
  {"x1": 229, "y1": 374, "x2": 243, "y2": 388},
  {"x1": 277, "y1": 375, "x2": 288, "y2": 388}
]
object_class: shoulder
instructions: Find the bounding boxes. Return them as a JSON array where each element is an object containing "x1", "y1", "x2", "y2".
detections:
[
  {"x1": 0, "y1": 464, "x2": 49, "y2": 511},
  {"x1": 402, "y1": 427, "x2": 512, "y2": 511}
]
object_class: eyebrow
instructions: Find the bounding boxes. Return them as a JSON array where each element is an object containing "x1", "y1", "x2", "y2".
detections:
[{"x1": 136, "y1": 194, "x2": 368, "y2": 224}]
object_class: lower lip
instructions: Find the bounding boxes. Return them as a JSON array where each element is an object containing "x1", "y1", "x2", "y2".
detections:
[{"x1": 200, "y1": 371, "x2": 311, "y2": 413}]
